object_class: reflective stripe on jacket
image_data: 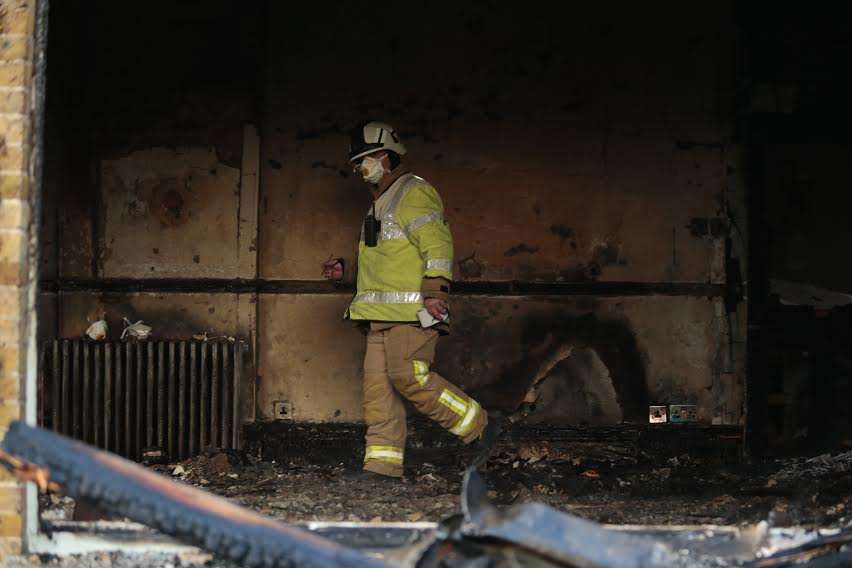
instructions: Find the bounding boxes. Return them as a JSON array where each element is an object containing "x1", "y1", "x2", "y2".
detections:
[{"x1": 348, "y1": 173, "x2": 453, "y2": 322}]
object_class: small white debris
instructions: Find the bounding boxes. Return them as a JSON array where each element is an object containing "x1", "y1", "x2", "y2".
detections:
[
  {"x1": 85, "y1": 319, "x2": 108, "y2": 341},
  {"x1": 122, "y1": 318, "x2": 152, "y2": 340},
  {"x1": 172, "y1": 465, "x2": 186, "y2": 476},
  {"x1": 40, "y1": 507, "x2": 67, "y2": 521}
]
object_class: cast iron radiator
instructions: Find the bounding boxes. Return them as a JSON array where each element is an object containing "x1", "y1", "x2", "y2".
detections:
[{"x1": 39, "y1": 339, "x2": 245, "y2": 462}]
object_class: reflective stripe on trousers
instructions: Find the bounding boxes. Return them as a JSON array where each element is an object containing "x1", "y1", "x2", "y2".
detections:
[
  {"x1": 364, "y1": 445, "x2": 404, "y2": 465},
  {"x1": 450, "y1": 399, "x2": 482, "y2": 437},
  {"x1": 413, "y1": 360, "x2": 430, "y2": 386},
  {"x1": 438, "y1": 389, "x2": 483, "y2": 438},
  {"x1": 439, "y1": 389, "x2": 469, "y2": 417},
  {"x1": 362, "y1": 325, "x2": 488, "y2": 477}
]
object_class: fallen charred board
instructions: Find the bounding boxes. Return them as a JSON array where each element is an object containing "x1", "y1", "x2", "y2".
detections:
[
  {"x1": 460, "y1": 505, "x2": 675, "y2": 567},
  {"x1": 463, "y1": 468, "x2": 677, "y2": 567},
  {"x1": 416, "y1": 468, "x2": 680, "y2": 568},
  {"x1": 0, "y1": 421, "x2": 387, "y2": 568}
]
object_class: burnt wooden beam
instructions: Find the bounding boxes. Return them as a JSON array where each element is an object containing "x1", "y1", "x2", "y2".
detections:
[
  {"x1": 40, "y1": 278, "x2": 724, "y2": 297},
  {"x1": 0, "y1": 421, "x2": 387, "y2": 568}
]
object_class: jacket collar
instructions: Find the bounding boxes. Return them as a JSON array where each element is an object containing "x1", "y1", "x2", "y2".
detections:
[{"x1": 376, "y1": 166, "x2": 410, "y2": 197}]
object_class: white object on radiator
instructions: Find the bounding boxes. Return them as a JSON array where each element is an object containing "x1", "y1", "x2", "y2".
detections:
[
  {"x1": 85, "y1": 320, "x2": 108, "y2": 341},
  {"x1": 121, "y1": 318, "x2": 152, "y2": 340}
]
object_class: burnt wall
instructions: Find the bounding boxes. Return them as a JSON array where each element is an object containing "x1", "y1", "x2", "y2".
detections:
[
  {"x1": 42, "y1": 1, "x2": 746, "y2": 428},
  {"x1": 256, "y1": 1, "x2": 744, "y2": 424},
  {"x1": 255, "y1": 294, "x2": 741, "y2": 424},
  {"x1": 38, "y1": 1, "x2": 263, "y2": 423},
  {"x1": 44, "y1": 0, "x2": 261, "y2": 281},
  {"x1": 261, "y1": 1, "x2": 734, "y2": 284}
]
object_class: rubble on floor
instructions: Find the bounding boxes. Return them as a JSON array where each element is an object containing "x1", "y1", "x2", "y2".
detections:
[
  {"x1": 150, "y1": 456, "x2": 461, "y2": 524},
  {"x1": 31, "y1": 437, "x2": 852, "y2": 530},
  {"x1": 11, "y1": 420, "x2": 852, "y2": 567},
  {"x1": 769, "y1": 451, "x2": 852, "y2": 484},
  {"x1": 130, "y1": 439, "x2": 852, "y2": 530}
]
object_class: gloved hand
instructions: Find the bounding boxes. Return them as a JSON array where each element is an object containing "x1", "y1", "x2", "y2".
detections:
[{"x1": 424, "y1": 297, "x2": 449, "y2": 320}]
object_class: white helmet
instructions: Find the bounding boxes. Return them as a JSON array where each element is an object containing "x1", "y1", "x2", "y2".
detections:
[{"x1": 348, "y1": 121, "x2": 407, "y2": 162}]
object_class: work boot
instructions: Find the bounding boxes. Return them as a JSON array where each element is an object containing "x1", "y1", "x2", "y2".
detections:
[
  {"x1": 471, "y1": 412, "x2": 504, "y2": 468},
  {"x1": 343, "y1": 469, "x2": 399, "y2": 483}
]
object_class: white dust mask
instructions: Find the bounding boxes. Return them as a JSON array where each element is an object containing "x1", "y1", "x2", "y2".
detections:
[{"x1": 360, "y1": 156, "x2": 386, "y2": 184}]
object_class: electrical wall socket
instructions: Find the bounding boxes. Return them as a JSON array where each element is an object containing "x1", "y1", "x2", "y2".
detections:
[
  {"x1": 649, "y1": 405, "x2": 668, "y2": 424},
  {"x1": 669, "y1": 404, "x2": 697, "y2": 423},
  {"x1": 273, "y1": 400, "x2": 293, "y2": 421}
]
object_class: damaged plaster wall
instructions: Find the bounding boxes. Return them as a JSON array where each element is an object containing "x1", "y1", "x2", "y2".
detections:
[
  {"x1": 256, "y1": 0, "x2": 743, "y2": 424},
  {"x1": 99, "y1": 148, "x2": 242, "y2": 279},
  {"x1": 260, "y1": 2, "x2": 733, "y2": 285},
  {"x1": 257, "y1": 295, "x2": 364, "y2": 423},
  {"x1": 252, "y1": 293, "x2": 741, "y2": 425},
  {"x1": 38, "y1": 1, "x2": 262, "y2": 423},
  {"x1": 49, "y1": 0, "x2": 258, "y2": 280},
  {"x1": 524, "y1": 347, "x2": 625, "y2": 426},
  {"x1": 439, "y1": 296, "x2": 739, "y2": 425},
  {"x1": 43, "y1": 1, "x2": 745, "y2": 429}
]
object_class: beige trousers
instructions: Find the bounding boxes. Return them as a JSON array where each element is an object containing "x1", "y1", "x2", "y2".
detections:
[{"x1": 362, "y1": 324, "x2": 488, "y2": 477}]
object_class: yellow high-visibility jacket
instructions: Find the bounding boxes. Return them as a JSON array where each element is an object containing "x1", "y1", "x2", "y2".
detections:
[{"x1": 347, "y1": 173, "x2": 453, "y2": 322}]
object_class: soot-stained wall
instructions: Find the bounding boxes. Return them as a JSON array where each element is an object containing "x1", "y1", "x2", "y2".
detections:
[
  {"x1": 39, "y1": 0, "x2": 263, "y2": 422},
  {"x1": 43, "y1": 1, "x2": 745, "y2": 428},
  {"x1": 261, "y1": 1, "x2": 733, "y2": 284},
  {"x1": 257, "y1": 1, "x2": 743, "y2": 424},
  {"x1": 44, "y1": 0, "x2": 260, "y2": 280}
]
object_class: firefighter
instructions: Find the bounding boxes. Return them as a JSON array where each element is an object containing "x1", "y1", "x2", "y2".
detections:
[{"x1": 322, "y1": 121, "x2": 501, "y2": 480}]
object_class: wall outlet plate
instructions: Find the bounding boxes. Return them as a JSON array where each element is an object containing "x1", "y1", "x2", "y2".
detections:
[
  {"x1": 669, "y1": 404, "x2": 697, "y2": 423},
  {"x1": 273, "y1": 400, "x2": 293, "y2": 421},
  {"x1": 649, "y1": 405, "x2": 668, "y2": 424}
]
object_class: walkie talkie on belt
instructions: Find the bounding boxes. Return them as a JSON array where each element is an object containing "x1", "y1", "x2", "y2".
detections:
[{"x1": 364, "y1": 202, "x2": 380, "y2": 247}]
